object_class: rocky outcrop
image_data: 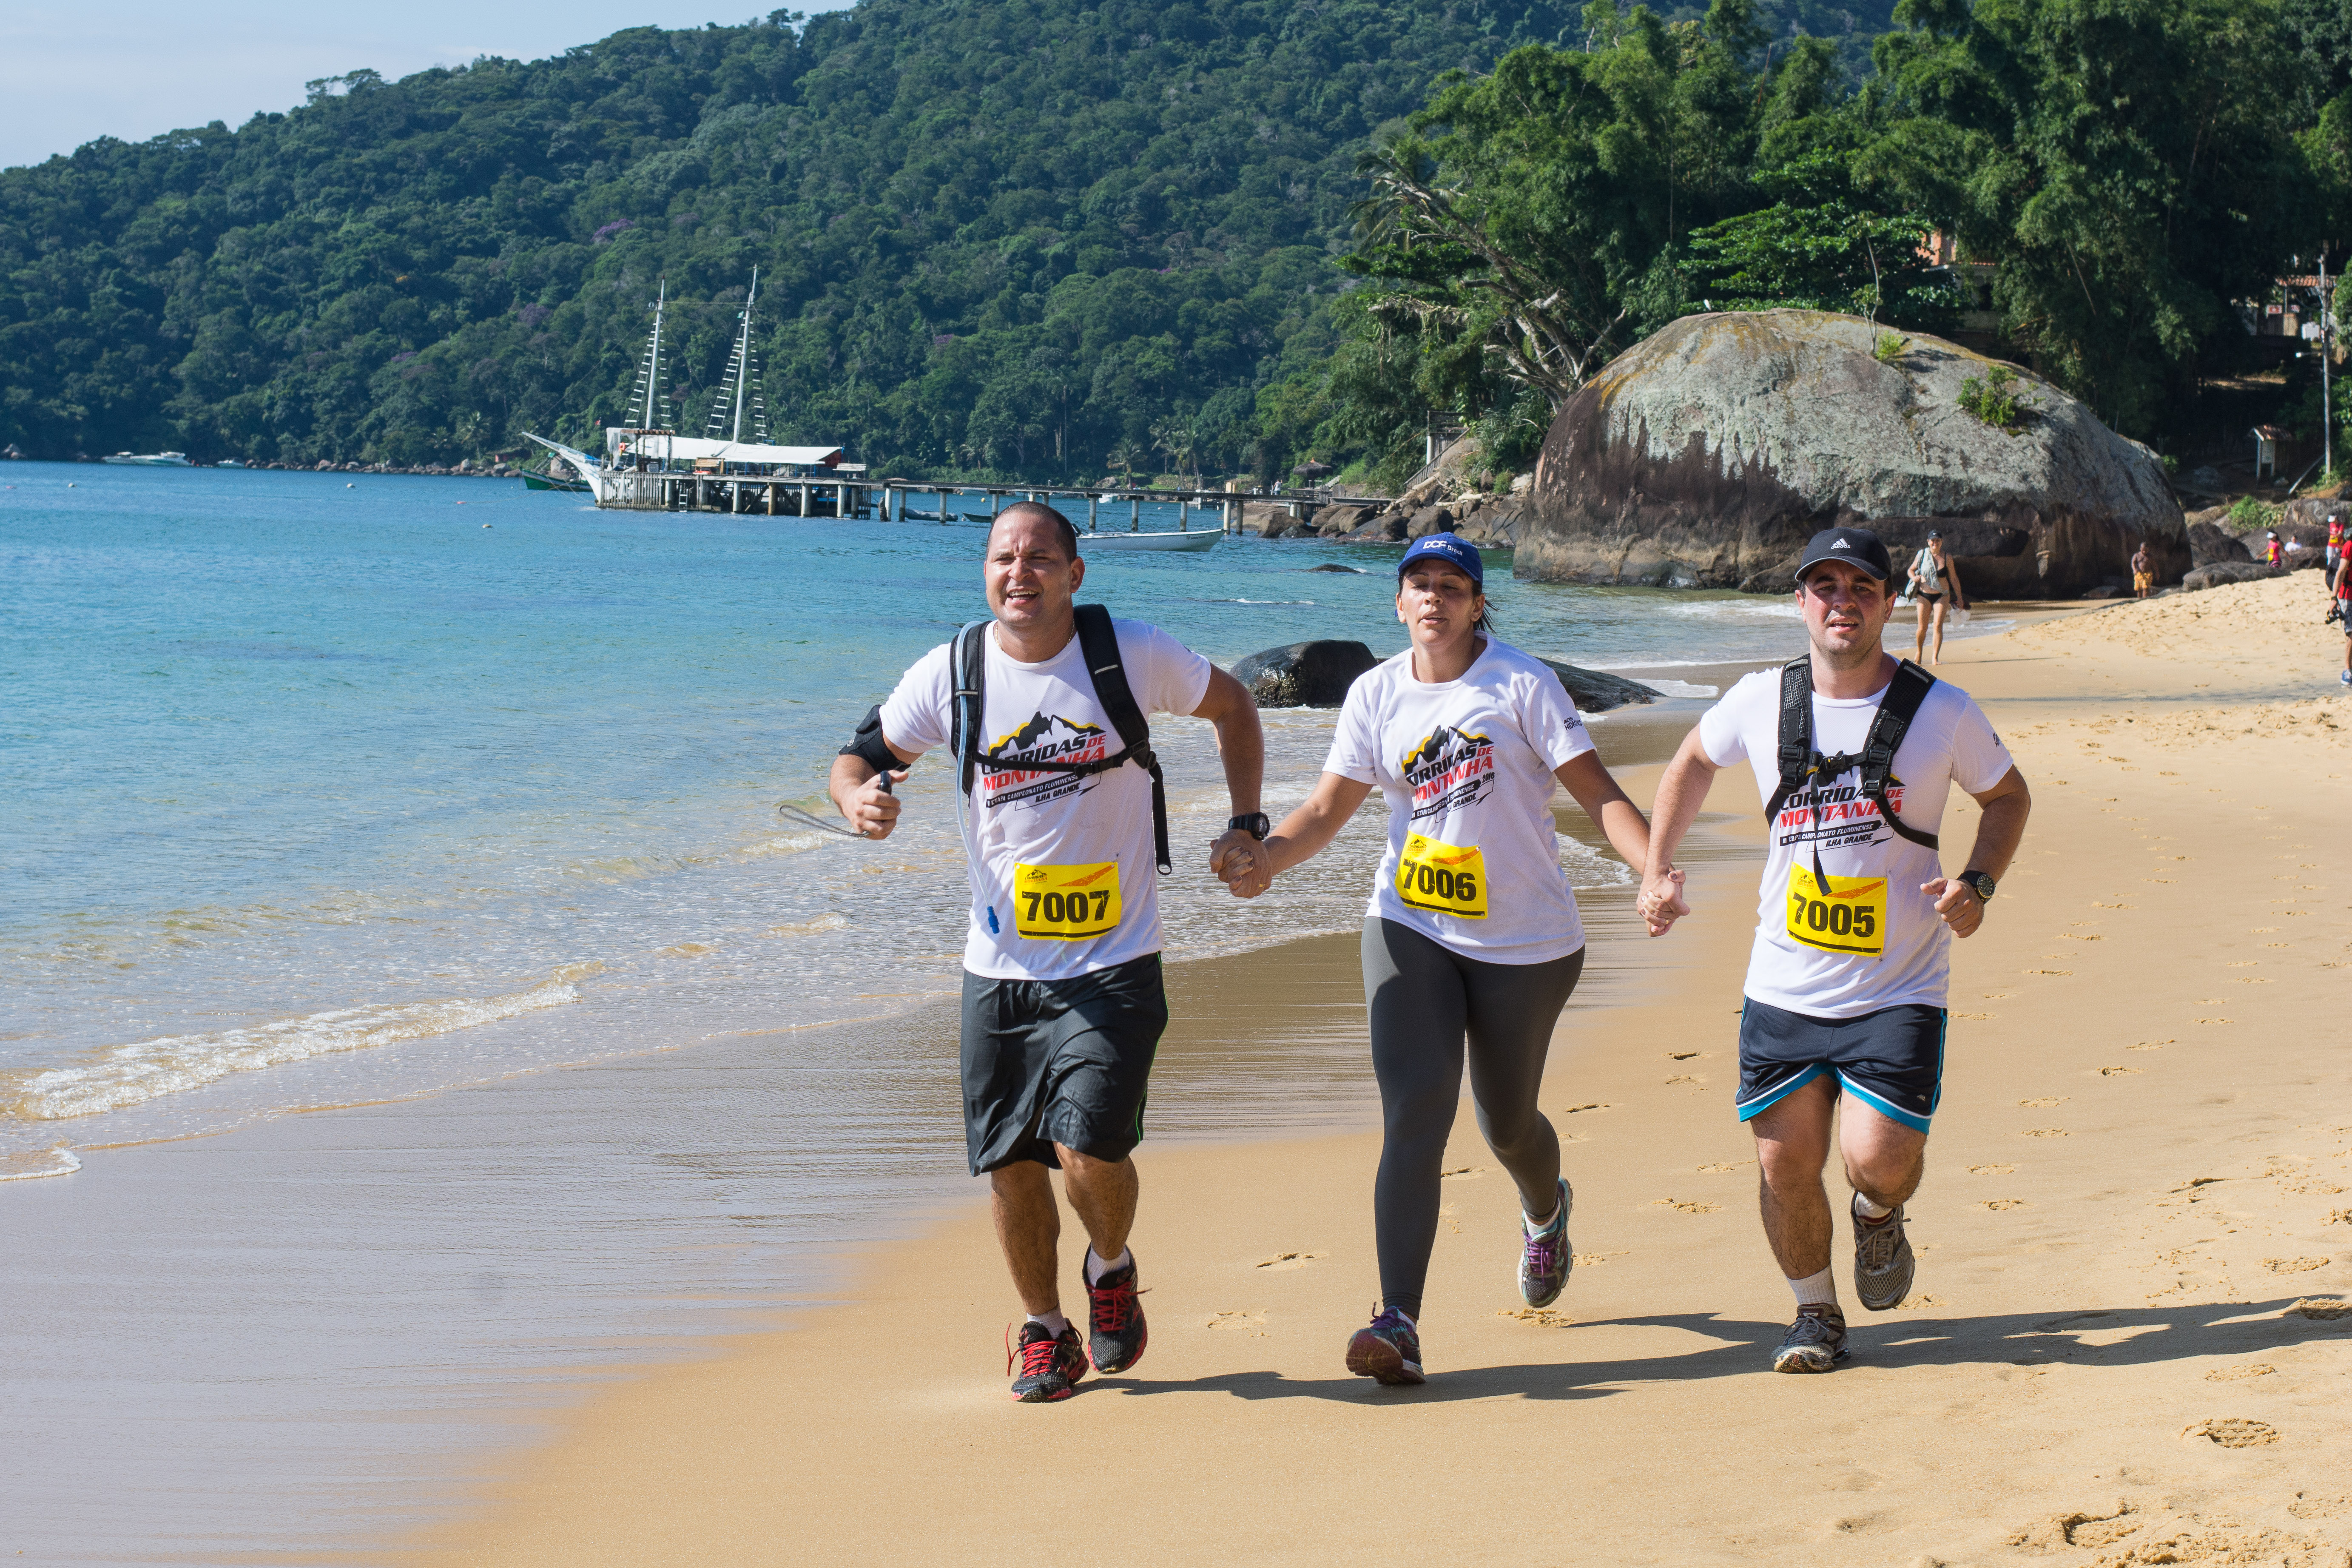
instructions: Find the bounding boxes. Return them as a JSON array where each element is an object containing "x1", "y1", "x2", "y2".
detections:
[
  {"x1": 1515, "y1": 310, "x2": 2188, "y2": 597},
  {"x1": 1231, "y1": 640, "x2": 1379, "y2": 706},
  {"x1": 1231, "y1": 640, "x2": 1659, "y2": 712},
  {"x1": 1536, "y1": 659, "x2": 1659, "y2": 712},
  {"x1": 2186, "y1": 511, "x2": 2253, "y2": 566},
  {"x1": 2183, "y1": 561, "x2": 2289, "y2": 591}
]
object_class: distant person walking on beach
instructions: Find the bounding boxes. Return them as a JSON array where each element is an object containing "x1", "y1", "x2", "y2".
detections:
[
  {"x1": 2131, "y1": 541, "x2": 2153, "y2": 600},
  {"x1": 830, "y1": 503, "x2": 1268, "y2": 1402},
  {"x1": 1905, "y1": 531, "x2": 1965, "y2": 666},
  {"x1": 2326, "y1": 513, "x2": 2344, "y2": 576},
  {"x1": 1640, "y1": 527, "x2": 2031, "y2": 1373},
  {"x1": 2267, "y1": 530, "x2": 2284, "y2": 567},
  {"x1": 2334, "y1": 549, "x2": 2352, "y2": 685},
  {"x1": 1217, "y1": 533, "x2": 1679, "y2": 1386}
]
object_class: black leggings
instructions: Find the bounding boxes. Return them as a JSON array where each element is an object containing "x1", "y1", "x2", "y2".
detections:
[{"x1": 1360, "y1": 917, "x2": 1586, "y2": 1320}]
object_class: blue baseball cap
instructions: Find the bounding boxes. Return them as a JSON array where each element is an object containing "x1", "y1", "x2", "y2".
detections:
[{"x1": 1396, "y1": 532, "x2": 1485, "y2": 586}]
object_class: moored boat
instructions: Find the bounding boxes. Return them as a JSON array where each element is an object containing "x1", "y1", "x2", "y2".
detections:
[
  {"x1": 101, "y1": 451, "x2": 192, "y2": 466},
  {"x1": 1074, "y1": 527, "x2": 1220, "y2": 552}
]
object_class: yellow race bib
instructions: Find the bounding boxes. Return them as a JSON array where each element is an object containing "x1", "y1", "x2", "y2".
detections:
[
  {"x1": 1013, "y1": 861, "x2": 1121, "y2": 940},
  {"x1": 1785, "y1": 867, "x2": 1887, "y2": 956},
  {"x1": 1396, "y1": 834, "x2": 1488, "y2": 919}
]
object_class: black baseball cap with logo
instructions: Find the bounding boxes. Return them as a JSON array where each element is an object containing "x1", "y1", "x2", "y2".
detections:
[{"x1": 1793, "y1": 526, "x2": 1894, "y2": 583}]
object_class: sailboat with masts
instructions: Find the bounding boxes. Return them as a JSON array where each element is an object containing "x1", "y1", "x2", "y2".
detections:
[{"x1": 527, "y1": 271, "x2": 853, "y2": 512}]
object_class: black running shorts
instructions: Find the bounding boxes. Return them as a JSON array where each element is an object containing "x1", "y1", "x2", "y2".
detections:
[
  {"x1": 958, "y1": 953, "x2": 1166, "y2": 1174},
  {"x1": 1735, "y1": 996, "x2": 1946, "y2": 1134}
]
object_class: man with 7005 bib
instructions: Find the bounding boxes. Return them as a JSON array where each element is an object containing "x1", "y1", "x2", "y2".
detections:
[{"x1": 1641, "y1": 528, "x2": 2032, "y2": 1372}]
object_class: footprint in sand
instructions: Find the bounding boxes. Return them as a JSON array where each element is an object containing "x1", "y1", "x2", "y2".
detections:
[
  {"x1": 1665, "y1": 1074, "x2": 1703, "y2": 1086},
  {"x1": 1253, "y1": 1251, "x2": 1328, "y2": 1271},
  {"x1": 2288, "y1": 1493, "x2": 2351, "y2": 1520},
  {"x1": 1204, "y1": 1310, "x2": 1267, "y2": 1333},
  {"x1": 1955, "y1": 1012, "x2": 1993, "y2": 1020},
  {"x1": 1982, "y1": 992, "x2": 2016, "y2": 999},
  {"x1": 2130, "y1": 1040, "x2": 2172, "y2": 1051},
  {"x1": 1665, "y1": 1051, "x2": 1698, "y2": 1060},
  {"x1": 2263, "y1": 1257, "x2": 2329, "y2": 1273},
  {"x1": 1969, "y1": 1163, "x2": 2016, "y2": 1175},
  {"x1": 1439, "y1": 1166, "x2": 1487, "y2": 1181},
  {"x1": 2287, "y1": 1298, "x2": 2352, "y2": 1320},
  {"x1": 2019, "y1": 1097, "x2": 2068, "y2": 1108},
  {"x1": 1652, "y1": 1198, "x2": 1721, "y2": 1214},
  {"x1": 1497, "y1": 1306, "x2": 1573, "y2": 1327},
  {"x1": 1562, "y1": 1103, "x2": 1614, "y2": 1114},
  {"x1": 1695, "y1": 1161, "x2": 1749, "y2": 1173},
  {"x1": 2006, "y1": 1503, "x2": 2141, "y2": 1549},
  {"x1": 2196, "y1": 1018, "x2": 2234, "y2": 1025},
  {"x1": 2181, "y1": 1417, "x2": 2278, "y2": 1448},
  {"x1": 1573, "y1": 1250, "x2": 1628, "y2": 1266},
  {"x1": 2204, "y1": 1363, "x2": 2275, "y2": 1382},
  {"x1": 2022, "y1": 1128, "x2": 2069, "y2": 1138},
  {"x1": 2101, "y1": 1066, "x2": 2143, "y2": 1076},
  {"x1": 1980, "y1": 1199, "x2": 2028, "y2": 1210}
]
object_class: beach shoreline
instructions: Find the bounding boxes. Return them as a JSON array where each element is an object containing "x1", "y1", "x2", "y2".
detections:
[{"x1": 393, "y1": 578, "x2": 2352, "y2": 1568}]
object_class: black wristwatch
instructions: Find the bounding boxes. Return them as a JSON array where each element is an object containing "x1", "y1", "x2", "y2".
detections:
[
  {"x1": 1960, "y1": 870, "x2": 1996, "y2": 903},
  {"x1": 1228, "y1": 813, "x2": 1271, "y2": 840}
]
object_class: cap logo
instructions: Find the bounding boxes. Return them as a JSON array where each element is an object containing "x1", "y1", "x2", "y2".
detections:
[{"x1": 1832, "y1": 538, "x2": 1851, "y2": 549}]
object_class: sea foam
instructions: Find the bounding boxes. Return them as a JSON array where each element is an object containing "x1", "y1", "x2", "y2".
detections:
[{"x1": 6, "y1": 980, "x2": 580, "y2": 1122}]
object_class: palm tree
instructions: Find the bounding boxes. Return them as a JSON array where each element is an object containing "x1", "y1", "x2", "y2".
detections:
[
  {"x1": 1106, "y1": 440, "x2": 1143, "y2": 483},
  {"x1": 1149, "y1": 419, "x2": 1196, "y2": 484}
]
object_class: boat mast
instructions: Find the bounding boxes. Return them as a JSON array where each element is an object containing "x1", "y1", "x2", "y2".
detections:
[
  {"x1": 630, "y1": 279, "x2": 669, "y2": 430},
  {"x1": 708, "y1": 269, "x2": 767, "y2": 446}
]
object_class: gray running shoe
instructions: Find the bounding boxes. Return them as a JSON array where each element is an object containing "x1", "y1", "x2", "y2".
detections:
[
  {"x1": 1851, "y1": 1194, "x2": 1916, "y2": 1311},
  {"x1": 1518, "y1": 1178, "x2": 1572, "y2": 1308},
  {"x1": 1771, "y1": 1304, "x2": 1849, "y2": 1373}
]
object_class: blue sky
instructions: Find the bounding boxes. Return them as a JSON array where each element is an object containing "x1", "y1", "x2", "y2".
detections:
[{"x1": 0, "y1": 3, "x2": 850, "y2": 170}]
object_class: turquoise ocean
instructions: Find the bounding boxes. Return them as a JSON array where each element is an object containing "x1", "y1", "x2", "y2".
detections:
[{"x1": 0, "y1": 464, "x2": 1830, "y2": 1178}]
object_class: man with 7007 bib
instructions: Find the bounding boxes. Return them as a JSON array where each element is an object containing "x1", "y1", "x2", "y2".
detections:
[
  {"x1": 830, "y1": 504, "x2": 1267, "y2": 1402},
  {"x1": 1640, "y1": 528, "x2": 2032, "y2": 1372}
]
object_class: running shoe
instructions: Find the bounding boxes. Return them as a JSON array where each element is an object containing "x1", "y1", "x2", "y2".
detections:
[
  {"x1": 1007, "y1": 1321, "x2": 1087, "y2": 1403},
  {"x1": 1519, "y1": 1178, "x2": 1573, "y2": 1309},
  {"x1": 1345, "y1": 1307, "x2": 1425, "y2": 1386},
  {"x1": 1770, "y1": 1304, "x2": 1850, "y2": 1373},
  {"x1": 1085, "y1": 1256, "x2": 1149, "y2": 1374},
  {"x1": 1851, "y1": 1194, "x2": 1917, "y2": 1312}
]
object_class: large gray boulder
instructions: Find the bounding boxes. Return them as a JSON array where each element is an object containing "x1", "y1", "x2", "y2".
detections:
[
  {"x1": 1231, "y1": 640, "x2": 1380, "y2": 706},
  {"x1": 1516, "y1": 310, "x2": 2188, "y2": 597},
  {"x1": 1536, "y1": 659, "x2": 1659, "y2": 712},
  {"x1": 2182, "y1": 561, "x2": 2287, "y2": 591}
]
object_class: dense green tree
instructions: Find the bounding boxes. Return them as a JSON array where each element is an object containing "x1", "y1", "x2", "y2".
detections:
[{"x1": 1862, "y1": 0, "x2": 2315, "y2": 435}]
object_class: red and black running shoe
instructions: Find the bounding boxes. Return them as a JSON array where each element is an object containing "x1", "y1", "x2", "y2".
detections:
[
  {"x1": 1085, "y1": 1256, "x2": 1149, "y2": 1374},
  {"x1": 1007, "y1": 1321, "x2": 1086, "y2": 1403}
]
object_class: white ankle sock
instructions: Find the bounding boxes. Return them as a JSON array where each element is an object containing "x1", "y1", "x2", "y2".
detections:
[
  {"x1": 1789, "y1": 1267, "x2": 1838, "y2": 1309},
  {"x1": 1523, "y1": 1200, "x2": 1562, "y2": 1235},
  {"x1": 1027, "y1": 1309, "x2": 1070, "y2": 1337},
  {"x1": 1084, "y1": 1246, "x2": 1130, "y2": 1286},
  {"x1": 1854, "y1": 1193, "x2": 1894, "y2": 1221}
]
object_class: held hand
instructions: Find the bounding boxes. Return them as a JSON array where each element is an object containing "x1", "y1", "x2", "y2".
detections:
[
  {"x1": 1637, "y1": 865, "x2": 1689, "y2": 937},
  {"x1": 846, "y1": 771, "x2": 908, "y2": 839},
  {"x1": 1210, "y1": 828, "x2": 1273, "y2": 899},
  {"x1": 1922, "y1": 876, "x2": 1984, "y2": 937}
]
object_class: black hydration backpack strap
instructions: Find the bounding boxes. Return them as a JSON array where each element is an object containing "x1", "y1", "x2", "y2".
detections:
[
  {"x1": 950, "y1": 619, "x2": 990, "y2": 798},
  {"x1": 1762, "y1": 656, "x2": 1816, "y2": 823},
  {"x1": 1072, "y1": 603, "x2": 1171, "y2": 876},
  {"x1": 1858, "y1": 659, "x2": 1940, "y2": 851}
]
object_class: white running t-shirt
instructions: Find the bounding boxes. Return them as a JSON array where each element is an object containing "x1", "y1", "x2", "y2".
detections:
[
  {"x1": 1324, "y1": 636, "x2": 1595, "y2": 965},
  {"x1": 879, "y1": 618, "x2": 1212, "y2": 982},
  {"x1": 1699, "y1": 665, "x2": 2014, "y2": 1017}
]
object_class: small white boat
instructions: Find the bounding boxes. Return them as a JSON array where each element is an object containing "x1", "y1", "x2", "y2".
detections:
[
  {"x1": 215, "y1": 459, "x2": 247, "y2": 469},
  {"x1": 1075, "y1": 528, "x2": 1220, "y2": 553},
  {"x1": 100, "y1": 451, "x2": 192, "y2": 466}
]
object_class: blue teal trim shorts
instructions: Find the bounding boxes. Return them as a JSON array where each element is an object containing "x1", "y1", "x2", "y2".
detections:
[{"x1": 1734, "y1": 997, "x2": 1947, "y2": 1133}]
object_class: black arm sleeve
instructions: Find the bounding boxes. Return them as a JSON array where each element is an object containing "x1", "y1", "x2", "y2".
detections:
[{"x1": 839, "y1": 704, "x2": 903, "y2": 775}]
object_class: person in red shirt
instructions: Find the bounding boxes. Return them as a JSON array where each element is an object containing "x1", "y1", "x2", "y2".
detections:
[
  {"x1": 2266, "y1": 531, "x2": 2284, "y2": 567},
  {"x1": 2328, "y1": 513, "x2": 2345, "y2": 575},
  {"x1": 2335, "y1": 549, "x2": 2352, "y2": 686}
]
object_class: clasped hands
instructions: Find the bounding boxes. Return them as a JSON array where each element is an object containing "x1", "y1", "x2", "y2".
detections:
[{"x1": 1210, "y1": 830, "x2": 1273, "y2": 899}]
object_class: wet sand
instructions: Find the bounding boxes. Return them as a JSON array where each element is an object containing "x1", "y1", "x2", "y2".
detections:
[{"x1": 407, "y1": 580, "x2": 2352, "y2": 1568}]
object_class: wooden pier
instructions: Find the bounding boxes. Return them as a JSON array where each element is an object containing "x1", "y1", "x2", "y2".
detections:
[{"x1": 588, "y1": 468, "x2": 1394, "y2": 531}]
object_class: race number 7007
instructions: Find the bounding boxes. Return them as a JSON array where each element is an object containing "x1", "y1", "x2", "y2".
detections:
[{"x1": 1012, "y1": 860, "x2": 1122, "y2": 940}]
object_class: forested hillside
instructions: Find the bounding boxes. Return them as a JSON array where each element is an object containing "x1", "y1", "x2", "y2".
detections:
[{"x1": 0, "y1": 0, "x2": 1900, "y2": 479}]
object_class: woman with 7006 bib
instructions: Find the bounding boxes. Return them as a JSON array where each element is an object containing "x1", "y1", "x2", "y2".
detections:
[{"x1": 1215, "y1": 533, "x2": 1680, "y2": 1385}]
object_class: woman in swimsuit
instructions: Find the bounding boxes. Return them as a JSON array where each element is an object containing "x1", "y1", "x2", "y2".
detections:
[{"x1": 1907, "y1": 531, "x2": 1966, "y2": 666}]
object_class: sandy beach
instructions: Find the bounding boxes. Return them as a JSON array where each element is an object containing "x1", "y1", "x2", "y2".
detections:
[{"x1": 390, "y1": 575, "x2": 2349, "y2": 1568}]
